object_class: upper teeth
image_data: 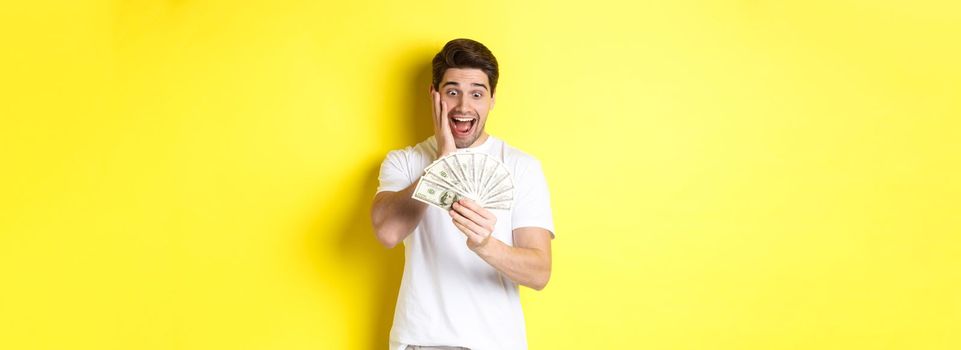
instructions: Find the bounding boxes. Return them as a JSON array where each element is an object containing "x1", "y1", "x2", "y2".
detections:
[{"x1": 454, "y1": 118, "x2": 472, "y2": 122}]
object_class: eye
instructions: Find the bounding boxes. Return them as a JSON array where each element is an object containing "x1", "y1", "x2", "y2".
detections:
[
  {"x1": 472, "y1": 92, "x2": 482, "y2": 98},
  {"x1": 447, "y1": 90, "x2": 458, "y2": 96}
]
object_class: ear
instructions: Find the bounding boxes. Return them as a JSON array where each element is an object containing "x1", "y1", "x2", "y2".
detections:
[
  {"x1": 428, "y1": 83, "x2": 435, "y2": 94},
  {"x1": 490, "y1": 92, "x2": 496, "y2": 110}
]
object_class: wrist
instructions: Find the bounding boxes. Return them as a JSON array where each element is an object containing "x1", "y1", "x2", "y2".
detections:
[
  {"x1": 471, "y1": 234, "x2": 495, "y2": 256},
  {"x1": 435, "y1": 148, "x2": 454, "y2": 161}
]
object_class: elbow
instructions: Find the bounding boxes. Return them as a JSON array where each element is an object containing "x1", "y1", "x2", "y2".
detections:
[
  {"x1": 375, "y1": 230, "x2": 401, "y2": 249},
  {"x1": 529, "y1": 279, "x2": 548, "y2": 291},
  {"x1": 379, "y1": 239, "x2": 399, "y2": 249},
  {"x1": 372, "y1": 220, "x2": 401, "y2": 249},
  {"x1": 528, "y1": 270, "x2": 551, "y2": 291},
  {"x1": 531, "y1": 254, "x2": 552, "y2": 291},
  {"x1": 371, "y1": 205, "x2": 399, "y2": 249}
]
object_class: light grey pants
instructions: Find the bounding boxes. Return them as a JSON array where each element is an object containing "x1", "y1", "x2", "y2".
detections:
[{"x1": 405, "y1": 346, "x2": 470, "y2": 350}]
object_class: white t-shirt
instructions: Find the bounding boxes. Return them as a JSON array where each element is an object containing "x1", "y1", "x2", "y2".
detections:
[{"x1": 376, "y1": 135, "x2": 555, "y2": 350}]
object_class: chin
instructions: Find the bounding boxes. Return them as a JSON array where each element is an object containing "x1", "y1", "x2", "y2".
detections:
[{"x1": 455, "y1": 136, "x2": 477, "y2": 148}]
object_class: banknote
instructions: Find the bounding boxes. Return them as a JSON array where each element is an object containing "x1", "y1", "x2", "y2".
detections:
[
  {"x1": 412, "y1": 177, "x2": 466, "y2": 211},
  {"x1": 414, "y1": 151, "x2": 514, "y2": 211}
]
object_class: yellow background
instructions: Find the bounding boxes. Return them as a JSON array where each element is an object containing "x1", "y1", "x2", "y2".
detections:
[{"x1": 2, "y1": 1, "x2": 959, "y2": 349}]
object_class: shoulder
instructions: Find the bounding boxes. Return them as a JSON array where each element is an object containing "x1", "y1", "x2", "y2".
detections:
[
  {"x1": 498, "y1": 138, "x2": 545, "y2": 176},
  {"x1": 385, "y1": 137, "x2": 435, "y2": 159},
  {"x1": 377, "y1": 137, "x2": 437, "y2": 192},
  {"x1": 382, "y1": 137, "x2": 436, "y2": 170}
]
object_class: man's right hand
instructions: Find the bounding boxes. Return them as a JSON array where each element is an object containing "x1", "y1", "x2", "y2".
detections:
[{"x1": 432, "y1": 89, "x2": 456, "y2": 159}]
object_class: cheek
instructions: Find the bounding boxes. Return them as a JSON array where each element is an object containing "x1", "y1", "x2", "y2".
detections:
[{"x1": 473, "y1": 101, "x2": 491, "y2": 113}]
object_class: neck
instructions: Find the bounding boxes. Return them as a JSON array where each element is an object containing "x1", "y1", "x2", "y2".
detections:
[{"x1": 465, "y1": 132, "x2": 490, "y2": 148}]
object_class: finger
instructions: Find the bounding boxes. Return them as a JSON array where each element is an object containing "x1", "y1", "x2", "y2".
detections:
[
  {"x1": 456, "y1": 199, "x2": 496, "y2": 222},
  {"x1": 452, "y1": 201, "x2": 487, "y2": 227},
  {"x1": 440, "y1": 100, "x2": 450, "y2": 132},
  {"x1": 452, "y1": 219, "x2": 482, "y2": 239},
  {"x1": 450, "y1": 207, "x2": 491, "y2": 234},
  {"x1": 432, "y1": 92, "x2": 441, "y2": 128}
]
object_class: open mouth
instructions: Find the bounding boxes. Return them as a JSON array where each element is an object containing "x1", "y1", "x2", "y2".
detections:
[{"x1": 449, "y1": 116, "x2": 477, "y2": 137}]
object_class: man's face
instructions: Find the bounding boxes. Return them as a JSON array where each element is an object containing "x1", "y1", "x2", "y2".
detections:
[{"x1": 433, "y1": 68, "x2": 495, "y2": 148}]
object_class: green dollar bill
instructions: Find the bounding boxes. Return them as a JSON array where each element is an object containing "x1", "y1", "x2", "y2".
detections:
[{"x1": 411, "y1": 178, "x2": 465, "y2": 211}]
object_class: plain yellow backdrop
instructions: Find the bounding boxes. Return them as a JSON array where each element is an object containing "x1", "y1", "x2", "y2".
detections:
[{"x1": 1, "y1": 0, "x2": 959, "y2": 349}]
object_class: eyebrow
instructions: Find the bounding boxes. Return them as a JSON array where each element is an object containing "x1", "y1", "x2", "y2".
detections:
[{"x1": 441, "y1": 81, "x2": 489, "y2": 92}]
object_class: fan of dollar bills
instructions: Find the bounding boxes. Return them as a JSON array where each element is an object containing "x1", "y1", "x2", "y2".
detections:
[{"x1": 412, "y1": 151, "x2": 514, "y2": 211}]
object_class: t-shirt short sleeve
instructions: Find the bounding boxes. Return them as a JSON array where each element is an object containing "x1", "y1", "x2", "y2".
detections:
[
  {"x1": 376, "y1": 149, "x2": 412, "y2": 194},
  {"x1": 511, "y1": 159, "x2": 556, "y2": 238}
]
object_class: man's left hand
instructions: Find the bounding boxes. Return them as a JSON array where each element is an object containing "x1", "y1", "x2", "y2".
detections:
[{"x1": 449, "y1": 199, "x2": 497, "y2": 252}]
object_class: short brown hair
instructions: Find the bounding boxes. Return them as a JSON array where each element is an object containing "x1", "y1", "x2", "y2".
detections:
[{"x1": 432, "y1": 38, "x2": 499, "y2": 94}]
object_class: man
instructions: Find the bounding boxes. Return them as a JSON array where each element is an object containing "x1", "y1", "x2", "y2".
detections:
[{"x1": 370, "y1": 38, "x2": 555, "y2": 350}]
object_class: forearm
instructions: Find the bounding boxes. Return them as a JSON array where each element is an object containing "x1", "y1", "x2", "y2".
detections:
[
  {"x1": 371, "y1": 182, "x2": 426, "y2": 248},
  {"x1": 473, "y1": 238, "x2": 551, "y2": 290}
]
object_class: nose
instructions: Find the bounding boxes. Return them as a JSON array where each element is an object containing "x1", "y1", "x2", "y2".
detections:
[
  {"x1": 454, "y1": 93, "x2": 468, "y2": 108},
  {"x1": 449, "y1": 94, "x2": 469, "y2": 113}
]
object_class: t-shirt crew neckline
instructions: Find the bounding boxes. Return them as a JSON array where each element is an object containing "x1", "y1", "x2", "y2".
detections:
[{"x1": 458, "y1": 135, "x2": 495, "y2": 153}]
